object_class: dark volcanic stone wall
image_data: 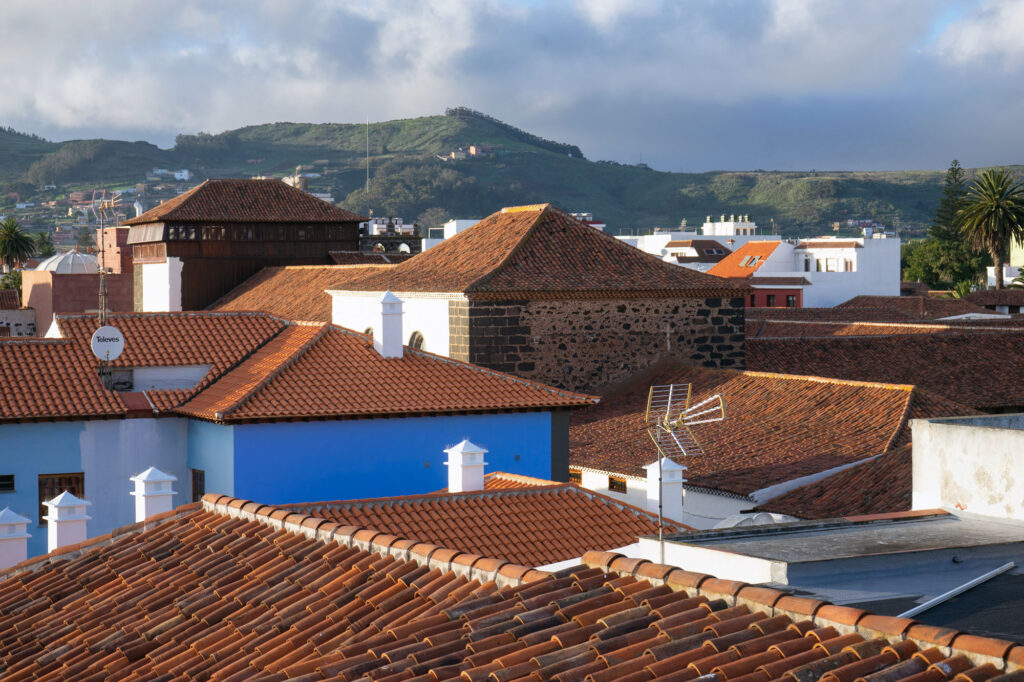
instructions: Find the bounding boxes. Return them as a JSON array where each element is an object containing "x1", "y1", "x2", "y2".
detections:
[{"x1": 467, "y1": 296, "x2": 745, "y2": 393}]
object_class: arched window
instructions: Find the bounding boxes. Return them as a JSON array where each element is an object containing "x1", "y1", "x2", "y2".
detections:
[{"x1": 408, "y1": 331, "x2": 424, "y2": 350}]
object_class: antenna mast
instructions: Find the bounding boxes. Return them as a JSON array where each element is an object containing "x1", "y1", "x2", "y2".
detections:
[{"x1": 365, "y1": 116, "x2": 371, "y2": 219}]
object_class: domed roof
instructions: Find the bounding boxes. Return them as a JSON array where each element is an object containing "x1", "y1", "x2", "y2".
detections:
[{"x1": 36, "y1": 251, "x2": 99, "y2": 274}]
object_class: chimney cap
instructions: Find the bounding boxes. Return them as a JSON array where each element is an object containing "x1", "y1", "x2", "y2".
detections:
[
  {"x1": 45, "y1": 491, "x2": 91, "y2": 509},
  {"x1": 379, "y1": 290, "x2": 402, "y2": 304},
  {"x1": 643, "y1": 456, "x2": 687, "y2": 473},
  {"x1": 444, "y1": 439, "x2": 488, "y2": 457},
  {"x1": 130, "y1": 466, "x2": 177, "y2": 484},
  {"x1": 0, "y1": 507, "x2": 31, "y2": 525}
]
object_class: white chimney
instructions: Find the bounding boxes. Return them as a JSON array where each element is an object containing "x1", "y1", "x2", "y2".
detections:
[
  {"x1": 44, "y1": 491, "x2": 91, "y2": 554},
  {"x1": 374, "y1": 290, "x2": 404, "y2": 359},
  {"x1": 643, "y1": 457, "x2": 686, "y2": 523},
  {"x1": 445, "y1": 439, "x2": 488, "y2": 493},
  {"x1": 0, "y1": 508, "x2": 31, "y2": 568},
  {"x1": 130, "y1": 467, "x2": 178, "y2": 522}
]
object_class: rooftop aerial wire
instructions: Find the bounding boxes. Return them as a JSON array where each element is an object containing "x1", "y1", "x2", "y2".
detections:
[{"x1": 366, "y1": 116, "x2": 372, "y2": 219}]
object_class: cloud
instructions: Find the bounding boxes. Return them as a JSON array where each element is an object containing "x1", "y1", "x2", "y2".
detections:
[
  {"x1": 934, "y1": 0, "x2": 1024, "y2": 66},
  {"x1": 0, "y1": 0, "x2": 1018, "y2": 170}
]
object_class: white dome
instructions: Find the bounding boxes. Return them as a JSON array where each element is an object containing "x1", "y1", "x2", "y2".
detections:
[
  {"x1": 36, "y1": 251, "x2": 99, "y2": 274},
  {"x1": 712, "y1": 512, "x2": 797, "y2": 529}
]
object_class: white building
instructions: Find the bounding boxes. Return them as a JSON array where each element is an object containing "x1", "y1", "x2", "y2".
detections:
[
  {"x1": 616, "y1": 215, "x2": 779, "y2": 265},
  {"x1": 363, "y1": 216, "x2": 416, "y2": 236},
  {"x1": 173, "y1": 170, "x2": 191, "y2": 181},
  {"x1": 707, "y1": 234, "x2": 901, "y2": 307},
  {"x1": 421, "y1": 218, "x2": 481, "y2": 251}
]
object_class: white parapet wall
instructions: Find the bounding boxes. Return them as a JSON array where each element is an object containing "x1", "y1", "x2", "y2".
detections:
[
  {"x1": 329, "y1": 290, "x2": 460, "y2": 358},
  {"x1": 912, "y1": 415, "x2": 1024, "y2": 521},
  {"x1": 140, "y1": 257, "x2": 184, "y2": 312}
]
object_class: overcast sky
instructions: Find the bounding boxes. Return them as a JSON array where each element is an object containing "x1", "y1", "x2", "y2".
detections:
[{"x1": 0, "y1": 0, "x2": 1021, "y2": 172}]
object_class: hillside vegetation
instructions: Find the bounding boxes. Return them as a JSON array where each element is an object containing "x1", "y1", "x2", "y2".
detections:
[{"x1": 0, "y1": 110, "x2": 1015, "y2": 234}]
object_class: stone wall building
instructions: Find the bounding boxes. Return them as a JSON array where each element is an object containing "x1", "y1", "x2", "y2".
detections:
[{"x1": 328, "y1": 204, "x2": 747, "y2": 393}]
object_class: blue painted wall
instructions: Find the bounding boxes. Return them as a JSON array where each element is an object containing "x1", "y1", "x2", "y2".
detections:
[
  {"x1": 0, "y1": 422, "x2": 86, "y2": 557},
  {"x1": 230, "y1": 412, "x2": 552, "y2": 504},
  {"x1": 187, "y1": 421, "x2": 235, "y2": 498}
]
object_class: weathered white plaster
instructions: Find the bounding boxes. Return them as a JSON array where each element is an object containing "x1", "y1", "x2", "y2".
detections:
[
  {"x1": 330, "y1": 290, "x2": 458, "y2": 357},
  {"x1": 133, "y1": 365, "x2": 211, "y2": 391},
  {"x1": 140, "y1": 257, "x2": 183, "y2": 312}
]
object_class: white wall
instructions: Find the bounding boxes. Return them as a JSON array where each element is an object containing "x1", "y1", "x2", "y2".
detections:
[
  {"x1": 133, "y1": 365, "x2": 212, "y2": 391},
  {"x1": 577, "y1": 468, "x2": 751, "y2": 529},
  {"x1": 140, "y1": 257, "x2": 183, "y2": 312},
  {"x1": 636, "y1": 536, "x2": 783, "y2": 583},
  {"x1": 329, "y1": 291, "x2": 458, "y2": 357},
  {"x1": 912, "y1": 416, "x2": 1024, "y2": 521}
]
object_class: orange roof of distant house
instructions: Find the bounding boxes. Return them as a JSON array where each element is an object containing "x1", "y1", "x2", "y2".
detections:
[
  {"x1": 328, "y1": 204, "x2": 744, "y2": 299},
  {"x1": 290, "y1": 483, "x2": 691, "y2": 566},
  {"x1": 570, "y1": 364, "x2": 973, "y2": 496},
  {"x1": 209, "y1": 264, "x2": 390, "y2": 322},
  {"x1": 758, "y1": 444, "x2": 913, "y2": 519},
  {"x1": 0, "y1": 290, "x2": 19, "y2": 310},
  {"x1": 706, "y1": 241, "x2": 781, "y2": 279},
  {"x1": 122, "y1": 178, "x2": 366, "y2": 225}
]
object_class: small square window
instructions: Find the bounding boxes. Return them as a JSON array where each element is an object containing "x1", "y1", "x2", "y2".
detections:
[
  {"x1": 0, "y1": 475, "x2": 13, "y2": 493},
  {"x1": 608, "y1": 476, "x2": 627, "y2": 493},
  {"x1": 568, "y1": 471, "x2": 582, "y2": 485},
  {"x1": 786, "y1": 295, "x2": 797, "y2": 308},
  {"x1": 39, "y1": 472, "x2": 84, "y2": 525},
  {"x1": 766, "y1": 294, "x2": 776, "y2": 307}
]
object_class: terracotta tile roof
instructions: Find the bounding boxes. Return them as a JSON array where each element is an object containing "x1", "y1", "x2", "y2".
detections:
[
  {"x1": 750, "y1": 276, "x2": 810, "y2": 286},
  {"x1": 795, "y1": 240, "x2": 864, "y2": 249},
  {"x1": 0, "y1": 338, "x2": 127, "y2": 422},
  {"x1": 290, "y1": 485, "x2": 691, "y2": 567},
  {"x1": 747, "y1": 333, "x2": 1024, "y2": 410},
  {"x1": 569, "y1": 365, "x2": 975, "y2": 496},
  {"x1": 329, "y1": 250, "x2": 416, "y2": 265},
  {"x1": 122, "y1": 178, "x2": 366, "y2": 225},
  {"x1": 0, "y1": 289, "x2": 19, "y2": 310},
  {"x1": 328, "y1": 204, "x2": 744, "y2": 298},
  {"x1": 965, "y1": 289, "x2": 1024, "y2": 306},
  {"x1": 745, "y1": 319, "x2": 1024, "y2": 339},
  {"x1": 54, "y1": 311, "x2": 288, "y2": 412},
  {"x1": 178, "y1": 324, "x2": 597, "y2": 422},
  {"x1": 481, "y1": 471, "x2": 559, "y2": 489},
  {"x1": 758, "y1": 445, "x2": 913, "y2": 519},
  {"x1": 1, "y1": 494, "x2": 1019, "y2": 681},
  {"x1": 209, "y1": 264, "x2": 390, "y2": 322},
  {"x1": 707, "y1": 241, "x2": 782, "y2": 278},
  {"x1": 836, "y1": 295, "x2": 994, "y2": 319}
]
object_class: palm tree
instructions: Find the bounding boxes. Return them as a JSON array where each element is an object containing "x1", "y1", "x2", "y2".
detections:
[
  {"x1": 0, "y1": 217, "x2": 34, "y2": 273},
  {"x1": 32, "y1": 231, "x2": 56, "y2": 258},
  {"x1": 957, "y1": 168, "x2": 1024, "y2": 289}
]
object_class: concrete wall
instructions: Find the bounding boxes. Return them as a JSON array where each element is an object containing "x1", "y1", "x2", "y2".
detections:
[
  {"x1": 134, "y1": 365, "x2": 211, "y2": 391},
  {"x1": 230, "y1": 411, "x2": 553, "y2": 504},
  {"x1": 187, "y1": 421, "x2": 235, "y2": 499},
  {"x1": 140, "y1": 258, "x2": 183, "y2": 312},
  {"x1": 912, "y1": 415, "x2": 1024, "y2": 520},
  {"x1": 0, "y1": 308, "x2": 35, "y2": 337},
  {"x1": 0, "y1": 418, "x2": 187, "y2": 557},
  {"x1": 22, "y1": 271, "x2": 133, "y2": 331},
  {"x1": 466, "y1": 296, "x2": 746, "y2": 394},
  {"x1": 330, "y1": 291, "x2": 458, "y2": 356}
]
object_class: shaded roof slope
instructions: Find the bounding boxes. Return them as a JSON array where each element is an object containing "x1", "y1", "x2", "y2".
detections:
[
  {"x1": 837, "y1": 295, "x2": 994, "y2": 319},
  {"x1": 209, "y1": 264, "x2": 390, "y2": 322},
  {"x1": 123, "y1": 178, "x2": 366, "y2": 225},
  {"x1": 745, "y1": 319, "x2": 1024, "y2": 339},
  {"x1": 290, "y1": 485, "x2": 690, "y2": 567},
  {"x1": 707, "y1": 241, "x2": 781, "y2": 278},
  {"x1": 329, "y1": 204, "x2": 743, "y2": 297},
  {"x1": 0, "y1": 338, "x2": 126, "y2": 422},
  {"x1": 758, "y1": 444, "x2": 914, "y2": 519},
  {"x1": 179, "y1": 324, "x2": 597, "y2": 422},
  {"x1": 0, "y1": 289, "x2": 19, "y2": 310},
  {"x1": 570, "y1": 365, "x2": 975, "y2": 496},
  {"x1": 747, "y1": 333, "x2": 1024, "y2": 411},
  {"x1": 0, "y1": 493, "x2": 1019, "y2": 680}
]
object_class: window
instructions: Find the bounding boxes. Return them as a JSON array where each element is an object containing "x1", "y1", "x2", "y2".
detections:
[
  {"x1": 786, "y1": 295, "x2": 797, "y2": 308},
  {"x1": 0, "y1": 475, "x2": 13, "y2": 493},
  {"x1": 804, "y1": 258, "x2": 811, "y2": 272},
  {"x1": 608, "y1": 476, "x2": 627, "y2": 493},
  {"x1": 766, "y1": 294, "x2": 776, "y2": 307},
  {"x1": 844, "y1": 260, "x2": 854, "y2": 272},
  {"x1": 38, "y1": 472, "x2": 84, "y2": 525},
  {"x1": 749, "y1": 294, "x2": 756, "y2": 306},
  {"x1": 191, "y1": 469, "x2": 206, "y2": 503},
  {"x1": 408, "y1": 331, "x2": 424, "y2": 350},
  {"x1": 569, "y1": 471, "x2": 582, "y2": 485}
]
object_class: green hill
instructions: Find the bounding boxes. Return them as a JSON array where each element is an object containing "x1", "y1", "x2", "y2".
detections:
[{"x1": 0, "y1": 110, "x2": 1013, "y2": 234}]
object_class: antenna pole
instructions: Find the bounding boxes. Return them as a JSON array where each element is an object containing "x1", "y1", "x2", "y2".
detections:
[{"x1": 365, "y1": 116, "x2": 371, "y2": 218}]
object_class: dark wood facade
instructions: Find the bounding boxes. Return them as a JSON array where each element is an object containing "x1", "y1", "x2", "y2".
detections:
[{"x1": 130, "y1": 220, "x2": 359, "y2": 310}]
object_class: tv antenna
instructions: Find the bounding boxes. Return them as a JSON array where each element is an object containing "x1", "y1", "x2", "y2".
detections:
[
  {"x1": 644, "y1": 383, "x2": 725, "y2": 561},
  {"x1": 90, "y1": 190, "x2": 124, "y2": 390}
]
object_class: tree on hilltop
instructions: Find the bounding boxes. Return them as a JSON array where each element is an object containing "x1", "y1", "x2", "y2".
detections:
[{"x1": 0, "y1": 218, "x2": 34, "y2": 272}]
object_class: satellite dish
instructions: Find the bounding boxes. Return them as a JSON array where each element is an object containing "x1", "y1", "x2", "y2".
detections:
[{"x1": 91, "y1": 325, "x2": 124, "y2": 362}]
